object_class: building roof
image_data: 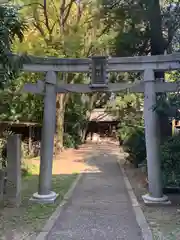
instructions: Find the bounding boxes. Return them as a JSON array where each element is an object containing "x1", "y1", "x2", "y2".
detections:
[
  {"x1": 89, "y1": 109, "x2": 118, "y2": 122},
  {"x1": 0, "y1": 121, "x2": 41, "y2": 127}
]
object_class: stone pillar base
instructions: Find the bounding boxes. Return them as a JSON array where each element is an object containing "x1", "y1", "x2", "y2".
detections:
[
  {"x1": 30, "y1": 191, "x2": 58, "y2": 203},
  {"x1": 142, "y1": 194, "x2": 171, "y2": 205}
]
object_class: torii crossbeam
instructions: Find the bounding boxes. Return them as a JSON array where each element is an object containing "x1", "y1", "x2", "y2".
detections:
[{"x1": 23, "y1": 80, "x2": 180, "y2": 94}]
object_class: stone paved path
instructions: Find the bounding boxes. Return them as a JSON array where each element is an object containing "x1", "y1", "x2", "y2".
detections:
[{"x1": 47, "y1": 143, "x2": 143, "y2": 240}]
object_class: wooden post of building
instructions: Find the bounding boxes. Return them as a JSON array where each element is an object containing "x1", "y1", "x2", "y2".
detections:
[
  {"x1": 172, "y1": 119, "x2": 176, "y2": 135},
  {"x1": 28, "y1": 126, "x2": 32, "y2": 155}
]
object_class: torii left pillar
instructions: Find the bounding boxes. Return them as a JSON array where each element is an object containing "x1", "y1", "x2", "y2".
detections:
[{"x1": 31, "y1": 71, "x2": 57, "y2": 203}]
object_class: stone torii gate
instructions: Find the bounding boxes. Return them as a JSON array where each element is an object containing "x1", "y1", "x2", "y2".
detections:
[{"x1": 22, "y1": 54, "x2": 180, "y2": 204}]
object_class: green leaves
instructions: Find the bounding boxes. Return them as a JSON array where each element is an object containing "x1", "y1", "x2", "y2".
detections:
[
  {"x1": 0, "y1": 72, "x2": 44, "y2": 122},
  {"x1": 0, "y1": 4, "x2": 26, "y2": 87},
  {"x1": 102, "y1": 0, "x2": 180, "y2": 56},
  {"x1": 154, "y1": 71, "x2": 180, "y2": 120},
  {"x1": 122, "y1": 127, "x2": 146, "y2": 167},
  {"x1": 161, "y1": 135, "x2": 180, "y2": 187}
]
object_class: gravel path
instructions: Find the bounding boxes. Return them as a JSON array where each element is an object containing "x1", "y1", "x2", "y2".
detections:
[{"x1": 47, "y1": 144, "x2": 143, "y2": 240}]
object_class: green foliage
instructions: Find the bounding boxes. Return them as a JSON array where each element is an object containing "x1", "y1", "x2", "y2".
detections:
[
  {"x1": 161, "y1": 134, "x2": 180, "y2": 187},
  {"x1": 10, "y1": 0, "x2": 115, "y2": 148},
  {"x1": 122, "y1": 130, "x2": 180, "y2": 187},
  {"x1": 155, "y1": 93, "x2": 180, "y2": 120},
  {"x1": 0, "y1": 4, "x2": 26, "y2": 87},
  {"x1": 107, "y1": 86, "x2": 144, "y2": 141},
  {"x1": 153, "y1": 71, "x2": 180, "y2": 120},
  {"x1": 64, "y1": 94, "x2": 87, "y2": 148},
  {"x1": 2, "y1": 0, "x2": 179, "y2": 152},
  {"x1": 63, "y1": 133, "x2": 76, "y2": 149},
  {"x1": 0, "y1": 72, "x2": 43, "y2": 122},
  {"x1": 118, "y1": 123, "x2": 139, "y2": 142},
  {"x1": 0, "y1": 129, "x2": 13, "y2": 169},
  {"x1": 106, "y1": 78, "x2": 145, "y2": 163},
  {"x1": 0, "y1": 133, "x2": 39, "y2": 176},
  {"x1": 102, "y1": 0, "x2": 180, "y2": 56},
  {"x1": 122, "y1": 127, "x2": 146, "y2": 167}
]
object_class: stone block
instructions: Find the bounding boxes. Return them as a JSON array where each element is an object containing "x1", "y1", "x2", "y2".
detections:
[
  {"x1": 5, "y1": 135, "x2": 21, "y2": 207},
  {"x1": 0, "y1": 169, "x2": 5, "y2": 201}
]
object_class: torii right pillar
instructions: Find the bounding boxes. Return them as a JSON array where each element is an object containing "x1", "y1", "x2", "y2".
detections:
[{"x1": 142, "y1": 69, "x2": 170, "y2": 204}]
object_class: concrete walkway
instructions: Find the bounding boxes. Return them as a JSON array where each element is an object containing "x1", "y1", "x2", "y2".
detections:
[{"x1": 47, "y1": 144, "x2": 143, "y2": 240}]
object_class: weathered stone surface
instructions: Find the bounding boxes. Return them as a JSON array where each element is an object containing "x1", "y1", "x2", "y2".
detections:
[
  {"x1": 0, "y1": 169, "x2": 5, "y2": 201},
  {"x1": 5, "y1": 135, "x2": 21, "y2": 207},
  {"x1": 37, "y1": 71, "x2": 57, "y2": 198}
]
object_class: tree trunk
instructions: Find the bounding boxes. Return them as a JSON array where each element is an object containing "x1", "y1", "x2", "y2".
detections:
[
  {"x1": 147, "y1": 0, "x2": 171, "y2": 142},
  {"x1": 147, "y1": 0, "x2": 165, "y2": 56},
  {"x1": 55, "y1": 94, "x2": 67, "y2": 153}
]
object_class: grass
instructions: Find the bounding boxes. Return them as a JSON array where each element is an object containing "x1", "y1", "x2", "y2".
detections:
[
  {"x1": 0, "y1": 172, "x2": 78, "y2": 239},
  {"x1": 0, "y1": 143, "x2": 91, "y2": 239}
]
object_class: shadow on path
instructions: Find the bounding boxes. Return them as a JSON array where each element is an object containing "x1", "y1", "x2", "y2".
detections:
[{"x1": 47, "y1": 143, "x2": 143, "y2": 240}]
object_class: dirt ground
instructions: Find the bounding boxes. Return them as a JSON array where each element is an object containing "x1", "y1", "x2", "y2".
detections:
[
  {"x1": 122, "y1": 160, "x2": 180, "y2": 239},
  {"x1": 26, "y1": 143, "x2": 100, "y2": 175}
]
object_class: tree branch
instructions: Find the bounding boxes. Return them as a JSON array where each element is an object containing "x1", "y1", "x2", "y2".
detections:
[
  {"x1": 62, "y1": 0, "x2": 75, "y2": 28},
  {"x1": 85, "y1": 24, "x2": 111, "y2": 56},
  {"x1": 60, "y1": 0, "x2": 66, "y2": 32},
  {"x1": 43, "y1": 0, "x2": 51, "y2": 33}
]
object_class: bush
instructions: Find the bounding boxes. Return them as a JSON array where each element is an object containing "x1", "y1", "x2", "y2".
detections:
[
  {"x1": 21, "y1": 140, "x2": 40, "y2": 158},
  {"x1": 63, "y1": 132, "x2": 82, "y2": 149},
  {"x1": 118, "y1": 125, "x2": 135, "y2": 143},
  {"x1": 0, "y1": 130, "x2": 13, "y2": 169},
  {"x1": 122, "y1": 127, "x2": 146, "y2": 167},
  {"x1": 161, "y1": 135, "x2": 180, "y2": 187},
  {"x1": 63, "y1": 133, "x2": 76, "y2": 148},
  {"x1": 121, "y1": 125, "x2": 180, "y2": 187}
]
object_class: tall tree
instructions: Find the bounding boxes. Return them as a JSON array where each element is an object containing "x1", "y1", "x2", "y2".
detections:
[
  {"x1": 0, "y1": 3, "x2": 26, "y2": 87},
  {"x1": 102, "y1": 0, "x2": 180, "y2": 56},
  {"x1": 0, "y1": 3, "x2": 27, "y2": 120},
  {"x1": 102, "y1": 0, "x2": 180, "y2": 141},
  {"x1": 12, "y1": 0, "x2": 114, "y2": 150}
]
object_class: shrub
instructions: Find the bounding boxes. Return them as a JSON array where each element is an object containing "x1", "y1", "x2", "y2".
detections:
[
  {"x1": 118, "y1": 124, "x2": 135, "y2": 143},
  {"x1": 161, "y1": 135, "x2": 180, "y2": 187},
  {"x1": 121, "y1": 125, "x2": 180, "y2": 187},
  {"x1": 63, "y1": 133, "x2": 76, "y2": 148},
  {"x1": 21, "y1": 140, "x2": 40, "y2": 158},
  {"x1": 0, "y1": 130, "x2": 13, "y2": 169},
  {"x1": 63, "y1": 132, "x2": 82, "y2": 149},
  {"x1": 122, "y1": 127, "x2": 146, "y2": 167}
]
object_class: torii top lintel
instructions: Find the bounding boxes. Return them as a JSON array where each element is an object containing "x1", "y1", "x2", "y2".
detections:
[{"x1": 12, "y1": 53, "x2": 180, "y2": 72}]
